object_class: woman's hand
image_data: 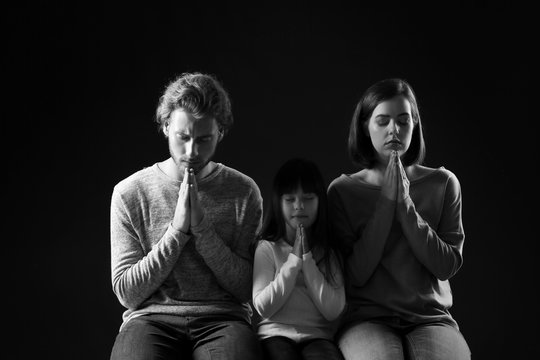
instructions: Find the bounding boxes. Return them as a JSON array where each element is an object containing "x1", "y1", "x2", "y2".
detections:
[
  {"x1": 396, "y1": 156, "x2": 410, "y2": 203},
  {"x1": 381, "y1": 150, "x2": 399, "y2": 201}
]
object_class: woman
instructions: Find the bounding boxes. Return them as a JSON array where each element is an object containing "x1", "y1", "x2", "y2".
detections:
[{"x1": 327, "y1": 78, "x2": 471, "y2": 360}]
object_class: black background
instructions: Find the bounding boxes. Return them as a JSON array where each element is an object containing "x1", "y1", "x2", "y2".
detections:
[{"x1": 6, "y1": 1, "x2": 536, "y2": 359}]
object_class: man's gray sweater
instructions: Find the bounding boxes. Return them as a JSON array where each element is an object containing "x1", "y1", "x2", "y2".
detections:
[{"x1": 110, "y1": 163, "x2": 262, "y2": 330}]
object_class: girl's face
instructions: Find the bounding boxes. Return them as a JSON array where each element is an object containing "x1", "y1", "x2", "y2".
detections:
[
  {"x1": 281, "y1": 187, "x2": 319, "y2": 234},
  {"x1": 365, "y1": 95, "x2": 415, "y2": 165}
]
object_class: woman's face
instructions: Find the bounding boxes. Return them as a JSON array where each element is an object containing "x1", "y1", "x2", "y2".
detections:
[{"x1": 365, "y1": 95, "x2": 415, "y2": 165}]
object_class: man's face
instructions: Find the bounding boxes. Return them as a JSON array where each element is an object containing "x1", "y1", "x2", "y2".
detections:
[{"x1": 165, "y1": 109, "x2": 221, "y2": 175}]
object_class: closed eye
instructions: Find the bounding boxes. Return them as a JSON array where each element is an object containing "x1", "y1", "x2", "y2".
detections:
[
  {"x1": 398, "y1": 114, "x2": 411, "y2": 125},
  {"x1": 177, "y1": 134, "x2": 191, "y2": 142},
  {"x1": 196, "y1": 136, "x2": 213, "y2": 144}
]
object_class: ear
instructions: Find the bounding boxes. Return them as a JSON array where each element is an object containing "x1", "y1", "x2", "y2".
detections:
[
  {"x1": 217, "y1": 129, "x2": 224, "y2": 142},
  {"x1": 163, "y1": 122, "x2": 169, "y2": 137}
]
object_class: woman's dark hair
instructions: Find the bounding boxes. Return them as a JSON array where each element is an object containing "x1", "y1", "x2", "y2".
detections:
[
  {"x1": 257, "y1": 158, "x2": 342, "y2": 285},
  {"x1": 348, "y1": 78, "x2": 426, "y2": 168}
]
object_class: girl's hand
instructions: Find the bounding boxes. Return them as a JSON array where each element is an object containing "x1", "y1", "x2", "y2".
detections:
[
  {"x1": 300, "y1": 224, "x2": 311, "y2": 254},
  {"x1": 381, "y1": 150, "x2": 399, "y2": 201},
  {"x1": 292, "y1": 224, "x2": 303, "y2": 258},
  {"x1": 396, "y1": 156, "x2": 410, "y2": 203}
]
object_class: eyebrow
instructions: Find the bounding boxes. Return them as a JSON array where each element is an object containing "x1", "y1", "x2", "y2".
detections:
[
  {"x1": 375, "y1": 112, "x2": 410, "y2": 118},
  {"x1": 175, "y1": 131, "x2": 215, "y2": 138}
]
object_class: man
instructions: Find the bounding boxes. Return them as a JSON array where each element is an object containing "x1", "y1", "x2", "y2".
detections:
[{"x1": 110, "y1": 72, "x2": 263, "y2": 359}]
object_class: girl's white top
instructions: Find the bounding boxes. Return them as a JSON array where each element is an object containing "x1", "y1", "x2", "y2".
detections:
[{"x1": 252, "y1": 239, "x2": 346, "y2": 342}]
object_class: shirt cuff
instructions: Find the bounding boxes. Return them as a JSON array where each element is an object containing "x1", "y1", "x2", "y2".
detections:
[
  {"x1": 286, "y1": 253, "x2": 303, "y2": 269},
  {"x1": 166, "y1": 223, "x2": 191, "y2": 245},
  {"x1": 191, "y1": 215, "x2": 210, "y2": 235}
]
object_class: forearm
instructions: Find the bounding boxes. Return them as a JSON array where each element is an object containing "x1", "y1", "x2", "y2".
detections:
[
  {"x1": 348, "y1": 196, "x2": 396, "y2": 285},
  {"x1": 302, "y1": 252, "x2": 345, "y2": 321},
  {"x1": 253, "y1": 253, "x2": 302, "y2": 319},
  {"x1": 192, "y1": 216, "x2": 253, "y2": 301},
  {"x1": 111, "y1": 224, "x2": 190, "y2": 309},
  {"x1": 397, "y1": 197, "x2": 463, "y2": 280}
]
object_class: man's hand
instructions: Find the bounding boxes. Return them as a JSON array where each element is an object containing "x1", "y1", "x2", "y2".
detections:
[
  {"x1": 172, "y1": 168, "x2": 191, "y2": 233},
  {"x1": 189, "y1": 168, "x2": 204, "y2": 228}
]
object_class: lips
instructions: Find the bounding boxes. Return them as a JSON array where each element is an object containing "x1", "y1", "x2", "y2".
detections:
[
  {"x1": 182, "y1": 160, "x2": 200, "y2": 167},
  {"x1": 385, "y1": 140, "x2": 403, "y2": 149}
]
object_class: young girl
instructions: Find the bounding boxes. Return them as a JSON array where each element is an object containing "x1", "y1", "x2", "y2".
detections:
[
  {"x1": 328, "y1": 78, "x2": 471, "y2": 360},
  {"x1": 252, "y1": 158, "x2": 346, "y2": 360}
]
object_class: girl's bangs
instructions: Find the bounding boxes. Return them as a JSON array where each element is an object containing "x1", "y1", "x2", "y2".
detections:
[{"x1": 277, "y1": 172, "x2": 321, "y2": 195}]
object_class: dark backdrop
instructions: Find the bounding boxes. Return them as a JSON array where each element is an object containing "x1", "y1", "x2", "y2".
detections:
[{"x1": 6, "y1": 2, "x2": 535, "y2": 359}]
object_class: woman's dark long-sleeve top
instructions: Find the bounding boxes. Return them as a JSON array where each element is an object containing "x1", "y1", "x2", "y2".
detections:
[{"x1": 327, "y1": 167, "x2": 464, "y2": 329}]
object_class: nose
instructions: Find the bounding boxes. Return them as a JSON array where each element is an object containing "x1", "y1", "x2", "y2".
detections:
[
  {"x1": 185, "y1": 140, "x2": 198, "y2": 158},
  {"x1": 389, "y1": 119, "x2": 399, "y2": 135},
  {"x1": 294, "y1": 198, "x2": 304, "y2": 210}
]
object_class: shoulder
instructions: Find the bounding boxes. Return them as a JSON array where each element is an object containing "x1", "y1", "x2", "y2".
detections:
[
  {"x1": 256, "y1": 239, "x2": 273, "y2": 250},
  {"x1": 254, "y1": 239, "x2": 278, "y2": 256},
  {"x1": 438, "y1": 167, "x2": 462, "y2": 195},
  {"x1": 218, "y1": 163, "x2": 258, "y2": 188},
  {"x1": 412, "y1": 165, "x2": 459, "y2": 182},
  {"x1": 412, "y1": 165, "x2": 462, "y2": 195},
  {"x1": 328, "y1": 174, "x2": 354, "y2": 192},
  {"x1": 214, "y1": 164, "x2": 262, "y2": 203},
  {"x1": 327, "y1": 173, "x2": 372, "y2": 201},
  {"x1": 113, "y1": 165, "x2": 158, "y2": 196}
]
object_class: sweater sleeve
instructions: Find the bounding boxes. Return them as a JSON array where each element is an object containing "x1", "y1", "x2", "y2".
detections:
[
  {"x1": 328, "y1": 184, "x2": 396, "y2": 286},
  {"x1": 192, "y1": 187, "x2": 262, "y2": 302},
  {"x1": 397, "y1": 172, "x2": 464, "y2": 280},
  {"x1": 252, "y1": 241, "x2": 302, "y2": 319},
  {"x1": 110, "y1": 188, "x2": 191, "y2": 309},
  {"x1": 302, "y1": 251, "x2": 346, "y2": 321}
]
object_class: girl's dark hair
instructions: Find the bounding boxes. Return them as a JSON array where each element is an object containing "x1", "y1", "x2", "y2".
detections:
[
  {"x1": 257, "y1": 158, "x2": 342, "y2": 285},
  {"x1": 348, "y1": 78, "x2": 426, "y2": 168}
]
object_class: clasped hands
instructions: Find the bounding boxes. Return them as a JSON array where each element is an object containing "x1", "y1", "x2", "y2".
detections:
[
  {"x1": 172, "y1": 168, "x2": 204, "y2": 233},
  {"x1": 381, "y1": 150, "x2": 410, "y2": 204},
  {"x1": 292, "y1": 224, "x2": 311, "y2": 259}
]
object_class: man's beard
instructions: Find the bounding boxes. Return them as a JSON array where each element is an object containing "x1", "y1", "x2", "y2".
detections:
[
  {"x1": 170, "y1": 150, "x2": 214, "y2": 176},
  {"x1": 179, "y1": 158, "x2": 209, "y2": 175}
]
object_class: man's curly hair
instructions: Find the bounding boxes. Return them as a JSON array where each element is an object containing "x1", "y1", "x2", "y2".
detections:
[{"x1": 155, "y1": 72, "x2": 233, "y2": 135}]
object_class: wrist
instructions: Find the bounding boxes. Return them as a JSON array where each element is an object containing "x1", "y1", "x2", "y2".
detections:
[{"x1": 171, "y1": 221, "x2": 189, "y2": 234}]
